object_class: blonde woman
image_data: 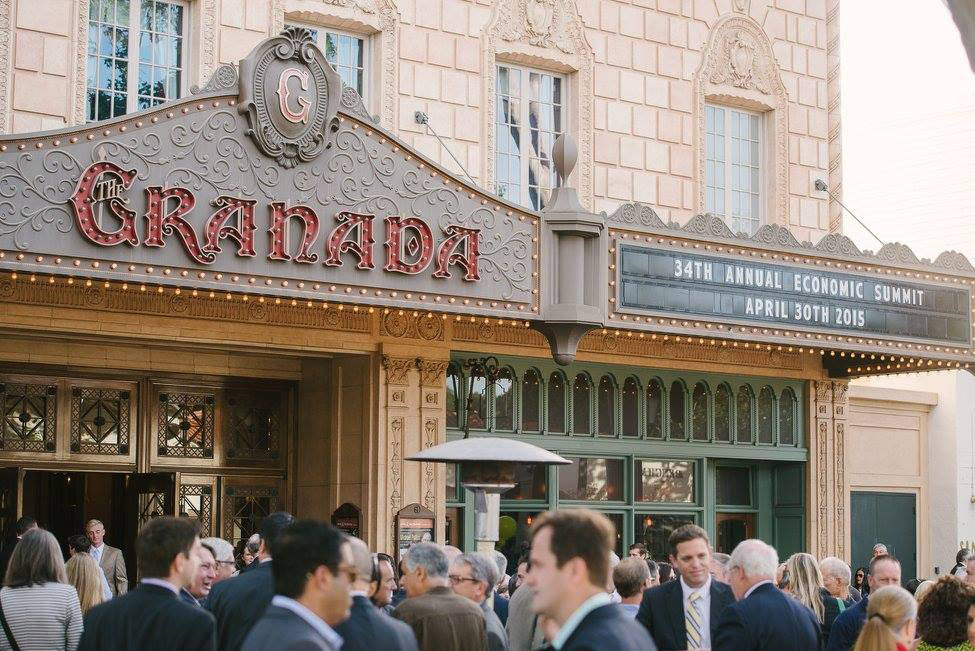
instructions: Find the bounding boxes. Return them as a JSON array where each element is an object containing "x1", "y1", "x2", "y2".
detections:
[
  {"x1": 853, "y1": 585, "x2": 917, "y2": 651},
  {"x1": 785, "y1": 552, "x2": 840, "y2": 650},
  {"x1": 65, "y1": 552, "x2": 105, "y2": 615},
  {"x1": 0, "y1": 528, "x2": 83, "y2": 651}
]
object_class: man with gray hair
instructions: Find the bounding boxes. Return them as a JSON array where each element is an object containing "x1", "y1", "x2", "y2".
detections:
[
  {"x1": 489, "y1": 550, "x2": 510, "y2": 626},
  {"x1": 714, "y1": 539, "x2": 820, "y2": 650},
  {"x1": 201, "y1": 537, "x2": 236, "y2": 584},
  {"x1": 393, "y1": 542, "x2": 488, "y2": 651},
  {"x1": 450, "y1": 553, "x2": 508, "y2": 651},
  {"x1": 819, "y1": 556, "x2": 858, "y2": 604}
]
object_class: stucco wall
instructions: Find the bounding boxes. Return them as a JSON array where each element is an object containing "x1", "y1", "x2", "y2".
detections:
[
  {"x1": 3, "y1": 0, "x2": 837, "y2": 242},
  {"x1": 852, "y1": 370, "x2": 975, "y2": 576}
]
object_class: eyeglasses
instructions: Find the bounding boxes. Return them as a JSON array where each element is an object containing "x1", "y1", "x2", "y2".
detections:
[
  {"x1": 448, "y1": 574, "x2": 480, "y2": 585},
  {"x1": 215, "y1": 560, "x2": 235, "y2": 568}
]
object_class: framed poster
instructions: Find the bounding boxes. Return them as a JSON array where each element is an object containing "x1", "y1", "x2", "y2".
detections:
[
  {"x1": 331, "y1": 502, "x2": 361, "y2": 538},
  {"x1": 395, "y1": 503, "x2": 435, "y2": 561}
]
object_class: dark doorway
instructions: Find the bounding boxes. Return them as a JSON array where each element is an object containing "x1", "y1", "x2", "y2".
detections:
[
  {"x1": 851, "y1": 491, "x2": 917, "y2": 585},
  {"x1": 716, "y1": 513, "x2": 755, "y2": 554},
  {"x1": 20, "y1": 470, "x2": 174, "y2": 588}
]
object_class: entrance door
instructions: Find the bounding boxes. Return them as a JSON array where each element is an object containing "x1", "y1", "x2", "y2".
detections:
[
  {"x1": 0, "y1": 468, "x2": 19, "y2": 538},
  {"x1": 851, "y1": 491, "x2": 917, "y2": 584},
  {"x1": 122, "y1": 472, "x2": 175, "y2": 583},
  {"x1": 716, "y1": 513, "x2": 755, "y2": 554}
]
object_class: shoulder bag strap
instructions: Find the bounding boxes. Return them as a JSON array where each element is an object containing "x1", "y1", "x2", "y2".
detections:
[{"x1": 0, "y1": 595, "x2": 21, "y2": 651}]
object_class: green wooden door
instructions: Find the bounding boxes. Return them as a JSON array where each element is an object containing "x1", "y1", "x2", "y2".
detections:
[
  {"x1": 851, "y1": 491, "x2": 917, "y2": 585},
  {"x1": 771, "y1": 463, "x2": 804, "y2": 559}
]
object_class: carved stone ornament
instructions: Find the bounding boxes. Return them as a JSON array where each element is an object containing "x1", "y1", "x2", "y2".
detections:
[
  {"x1": 416, "y1": 359, "x2": 449, "y2": 387},
  {"x1": 483, "y1": 0, "x2": 595, "y2": 209},
  {"x1": 192, "y1": 65, "x2": 239, "y2": 95},
  {"x1": 695, "y1": 15, "x2": 787, "y2": 224},
  {"x1": 238, "y1": 27, "x2": 342, "y2": 168},
  {"x1": 382, "y1": 356, "x2": 414, "y2": 386},
  {"x1": 607, "y1": 203, "x2": 666, "y2": 229}
]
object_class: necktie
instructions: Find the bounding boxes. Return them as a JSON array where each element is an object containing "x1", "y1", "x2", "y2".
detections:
[
  {"x1": 92, "y1": 546, "x2": 101, "y2": 562},
  {"x1": 685, "y1": 590, "x2": 704, "y2": 649}
]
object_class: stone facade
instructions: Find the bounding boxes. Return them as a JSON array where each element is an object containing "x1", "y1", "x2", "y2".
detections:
[{"x1": 0, "y1": 0, "x2": 837, "y2": 242}]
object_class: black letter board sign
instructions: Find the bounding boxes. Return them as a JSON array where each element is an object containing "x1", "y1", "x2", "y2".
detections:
[{"x1": 618, "y1": 245, "x2": 972, "y2": 346}]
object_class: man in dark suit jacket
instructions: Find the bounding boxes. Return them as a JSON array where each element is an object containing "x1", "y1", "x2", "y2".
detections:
[
  {"x1": 335, "y1": 537, "x2": 418, "y2": 651},
  {"x1": 636, "y1": 524, "x2": 735, "y2": 650},
  {"x1": 524, "y1": 509, "x2": 656, "y2": 651},
  {"x1": 242, "y1": 520, "x2": 353, "y2": 651},
  {"x1": 78, "y1": 516, "x2": 215, "y2": 651},
  {"x1": 0, "y1": 516, "x2": 36, "y2": 579},
  {"x1": 714, "y1": 539, "x2": 820, "y2": 651},
  {"x1": 206, "y1": 511, "x2": 294, "y2": 651}
]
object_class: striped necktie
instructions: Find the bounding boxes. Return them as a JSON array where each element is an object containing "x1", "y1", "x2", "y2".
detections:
[{"x1": 685, "y1": 589, "x2": 704, "y2": 649}]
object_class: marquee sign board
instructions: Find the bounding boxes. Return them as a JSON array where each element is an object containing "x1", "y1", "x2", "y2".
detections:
[
  {"x1": 0, "y1": 29, "x2": 536, "y2": 316},
  {"x1": 617, "y1": 244, "x2": 973, "y2": 347}
]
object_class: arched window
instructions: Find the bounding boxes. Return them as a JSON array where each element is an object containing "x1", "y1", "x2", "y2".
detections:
[
  {"x1": 669, "y1": 381, "x2": 686, "y2": 439},
  {"x1": 597, "y1": 375, "x2": 616, "y2": 437},
  {"x1": 622, "y1": 377, "x2": 640, "y2": 438},
  {"x1": 572, "y1": 374, "x2": 592, "y2": 435},
  {"x1": 715, "y1": 384, "x2": 732, "y2": 441},
  {"x1": 736, "y1": 385, "x2": 754, "y2": 443},
  {"x1": 468, "y1": 369, "x2": 487, "y2": 429},
  {"x1": 646, "y1": 379, "x2": 663, "y2": 439},
  {"x1": 494, "y1": 367, "x2": 514, "y2": 430},
  {"x1": 548, "y1": 372, "x2": 566, "y2": 434},
  {"x1": 757, "y1": 386, "x2": 774, "y2": 444},
  {"x1": 446, "y1": 363, "x2": 460, "y2": 429},
  {"x1": 522, "y1": 369, "x2": 541, "y2": 432},
  {"x1": 692, "y1": 382, "x2": 709, "y2": 441},
  {"x1": 779, "y1": 387, "x2": 797, "y2": 445}
]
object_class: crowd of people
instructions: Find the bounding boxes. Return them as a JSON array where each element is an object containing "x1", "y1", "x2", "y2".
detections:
[{"x1": 0, "y1": 510, "x2": 974, "y2": 650}]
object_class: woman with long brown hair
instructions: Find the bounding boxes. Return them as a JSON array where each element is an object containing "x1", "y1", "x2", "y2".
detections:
[
  {"x1": 64, "y1": 552, "x2": 104, "y2": 615},
  {"x1": 0, "y1": 528, "x2": 82, "y2": 651},
  {"x1": 854, "y1": 585, "x2": 918, "y2": 651}
]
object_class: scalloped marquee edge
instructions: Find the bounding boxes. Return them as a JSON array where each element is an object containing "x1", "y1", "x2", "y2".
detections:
[{"x1": 606, "y1": 203, "x2": 975, "y2": 276}]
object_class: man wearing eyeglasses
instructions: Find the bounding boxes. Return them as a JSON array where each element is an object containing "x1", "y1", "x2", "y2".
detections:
[
  {"x1": 334, "y1": 538, "x2": 418, "y2": 650},
  {"x1": 392, "y1": 542, "x2": 488, "y2": 651},
  {"x1": 450, "y1": 553, "x2": 509, "y2": 651}
]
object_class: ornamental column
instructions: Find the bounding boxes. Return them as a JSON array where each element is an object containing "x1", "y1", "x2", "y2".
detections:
[{"x1": 808, "y1": 379, "x2": 849, "y2": 560}]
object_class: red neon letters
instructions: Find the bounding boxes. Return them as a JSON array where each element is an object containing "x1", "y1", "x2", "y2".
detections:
[{"x1": 68, "y1": 161, "x2": 480, "y2": 281}]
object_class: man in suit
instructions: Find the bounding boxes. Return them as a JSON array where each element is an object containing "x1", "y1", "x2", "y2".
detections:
[
  {"x1": 335, "y1": 537, "x2": 418, "y2": 651},
  {"x1": 450, "y1": 552, "x2": 508, "y2": 651},
  {"x1": 636, "y1": 524, "x2": 735, "y2": 650},
  {"x1": 242, "y1": 520, "x2": 352, "y2": 651},
  {"x1": 78, "y1": 516, "x2": 215, "y2": 650},
  {"x1": 87, "y1": 518, "x2": 128, "y2": 597},
  {"x1": 206, "y1": 511, "x2": 294, "y2": 651},
  {"x1": 182, "y1": 542, "x2": 218, "y2": 607},
  {"x1": 713, "y1": 539, "x2": 820, "y2": 651},
  {"x1": 525, "y1": 509, "x2": 656, "y2": 651},
  {"x1": 827, "y1": 555, "x2": 901, "y2": 651}
]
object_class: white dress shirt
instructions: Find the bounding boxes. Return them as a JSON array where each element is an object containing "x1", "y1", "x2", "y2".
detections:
[{"x1": 681, "y1": 575, "x2": 712, "y2": 649}]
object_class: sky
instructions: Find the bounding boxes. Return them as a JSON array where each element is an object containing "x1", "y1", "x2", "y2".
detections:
[{"x1": 840, "y1": 1, "x2": 975, "y2": 261}]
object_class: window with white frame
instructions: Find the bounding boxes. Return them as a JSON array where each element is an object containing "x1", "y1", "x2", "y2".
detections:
[
  {"x1": 705, "y1": 104, "x2": 763, "y2": 236},
  {"x1": 495, "y1": 64, "x2": 565, "y2": 211},
  {"x1": 87, "y1": 0, "x2": 188, "y2": 122},
  {"x1": 286, "y1": 24, "x2": 367, "y2": 100}
]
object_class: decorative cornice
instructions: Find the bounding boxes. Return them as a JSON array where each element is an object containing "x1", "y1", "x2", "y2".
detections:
[
  {"x1": 381, "y1": 312, "x2": 444, "y2": 341},
  {"x1": 415, "y1": 359, "x2": 449, "y2": 387},
  {"x1": 606, "y1": 205, "x2": 975, "y2": 277},
  {"x1": 382, "y1": 355, "x2": 414, "y2": 386},
  {"x1": 0, "y1": 277, "x2": 372, "y2": 332}
]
